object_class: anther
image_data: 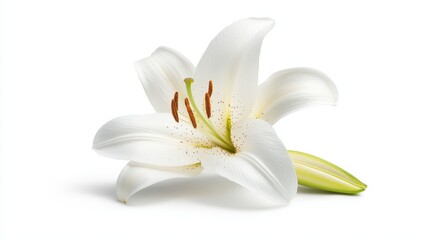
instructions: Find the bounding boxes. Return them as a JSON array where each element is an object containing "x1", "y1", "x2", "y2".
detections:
[
  {"x1": 171, "y1": 99, "x2": 179, "y2": 122},
  {"x1": 205, "y1": 92, "x2": 211, "y2": 118},
  {"x1": 208, "y1": 80, "x2": 213, "y2": 97},
  {"x1": 184, "y1": 98, "x2": 197, "y2": 128},
  {"x1": 174, "y1": 92, "x2": 179, "y2": 110}
]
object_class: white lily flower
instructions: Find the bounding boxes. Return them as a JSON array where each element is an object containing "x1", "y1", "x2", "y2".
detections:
[{"x1": 93, "y1": 18, "x2": 338, "y2": 204}]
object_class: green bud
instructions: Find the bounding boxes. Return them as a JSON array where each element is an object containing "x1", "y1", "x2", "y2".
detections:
[{"x1": 289, "y1": 150, "x2": 367, "y2": 194}]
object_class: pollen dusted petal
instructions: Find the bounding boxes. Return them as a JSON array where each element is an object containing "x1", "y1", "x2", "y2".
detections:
[
  {"x1": 93, "y1": 114, "x2": 212, "y2": 166},
  {"x1": 183, "y1": 78, "x2": 237, "y2": 152},
  {"x1": 194, "y1": 18, "x2": 275, "y2": 129},
  {"x1": 201, "y1": 119, "x2": 297, "y2": 204}
]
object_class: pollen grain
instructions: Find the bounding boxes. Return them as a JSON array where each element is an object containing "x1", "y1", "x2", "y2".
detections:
[
  {"x1": 185, "y1": 98, "x2": 197, "y2": 128},
  {"x1": 171, "y1": 99, "x2": 179, "y2": 122},
  {"x1": 174, "y1": 92, "x2": 179, "y2": 110},
  {"x1": 205, "y1": 92, "x2": 211, "y2": 118},
  {"x1": 208, "y1": 80, "x2": 213, "y2": 97}
]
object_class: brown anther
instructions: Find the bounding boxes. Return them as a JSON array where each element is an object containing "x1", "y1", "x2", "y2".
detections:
[
  {"x1": 205, "y1": 92, "x2": 211, "y2": 118},
  {"x1": 208, "y1": 80, "x2": 213, "y2": 97},
  {"x1": 171, "y1": 99, "x2": 179, "y2": 122},
  {"x1": 184, "y1": 98, "x2": 197, "y2": 128},
  {"x1": 174, "y1": 92, "x2": 179, "y2": 110}
]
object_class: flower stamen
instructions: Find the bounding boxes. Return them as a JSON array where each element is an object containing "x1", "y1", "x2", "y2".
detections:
[
  {"x1": 174, "y1": 92, "x2": 179, "y2": 110},
  {"x1": 169, "y1": 78, "x2": 236, "y2": 153},
  {"x1": 185, "y1": 98, "x2": 197, "y2": 128},
  {"x1": 205, "y1": 92, "x2": 211, "y2": 118},
  {"x1": 171, "y1": 99, "x2": 179, "y2": 122},
  {"x1": 208, "y1": 80, "x2": 213, "y2": 97}
]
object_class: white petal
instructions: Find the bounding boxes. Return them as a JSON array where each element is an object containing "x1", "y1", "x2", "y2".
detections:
[
  {"x1": 253, "y1": 68, "x2": 338, "y2": 124},
  {"x1": 201, "y1": 119, "x2": 297, "y2": 204},
  {"x1": 193, "y1": 18, "x2": 274, "y2": 130},
  {"x1": 93, "y1": 114, "x2": 212, "y2": 166},
  {"x1": 117, "y1": 162, "x2": 203, "y2": 203},
  {"x1": 135, "y1": 47, "x2": 195, "y2": 113}
]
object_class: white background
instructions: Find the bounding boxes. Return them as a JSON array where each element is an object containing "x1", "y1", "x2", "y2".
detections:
[{"x1": 2, "y1": 0, "x2": 429, "y2": 239}]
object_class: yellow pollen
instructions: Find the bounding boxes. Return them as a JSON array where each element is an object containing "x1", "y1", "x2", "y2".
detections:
[
  {"x1": 208, "y1": 80, "x2": 213, "y2": 97},
  {"x1": 184, "y1": 98, "x2": 197, "y2": 128},
  {"x1": 205, "y1": 92, "x2": 211, "y2": 118}
]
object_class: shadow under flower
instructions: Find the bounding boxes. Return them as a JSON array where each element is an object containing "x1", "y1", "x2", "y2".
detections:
[{"x1": 77, "y1": 181, "x2": 117, "y2": 200}]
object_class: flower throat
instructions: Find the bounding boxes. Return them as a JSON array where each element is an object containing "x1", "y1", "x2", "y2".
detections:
[{"x1": 170, "y1": 78, "x2": 236, "y2": 153}]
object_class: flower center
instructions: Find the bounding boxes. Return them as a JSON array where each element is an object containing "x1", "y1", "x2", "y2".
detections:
[{"x1": 170, "y1": 78, "x2": 236, "y2": 153}]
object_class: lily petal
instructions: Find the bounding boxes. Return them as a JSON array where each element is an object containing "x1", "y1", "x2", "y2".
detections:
[
  {"x1": 93, "y1": 114, "x2": 212, "y2": 166},
  {"x1": 201, "y1": 119, "x2": 297, "y2": 204},
  {"x1": 117, "y1": 162, "x2": 203, "y2": 203},
  {"x1": 135, "y1": 47, "x2": 195, "y2": 113},
  {"x1": 253, "y1": 68, "x2": 338, "y2": 124},
  {"x1": 194, "y1": 18, "x2": 274, "y2": 130}
]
